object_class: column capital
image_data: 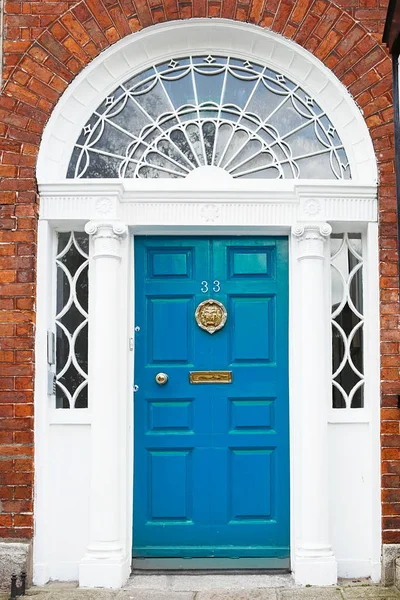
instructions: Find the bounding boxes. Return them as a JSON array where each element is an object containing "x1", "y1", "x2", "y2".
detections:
[
  {"x1": 85, "y1": 221, "x2": 127, "y2": 260},
  {"x1": 292, "y1": 222, "x2": 332, "y2": 260}
]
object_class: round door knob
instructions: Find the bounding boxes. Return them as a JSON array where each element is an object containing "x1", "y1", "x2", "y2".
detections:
[{"x1": 155, "y1": 372, "x2": 168, "y2": 385}]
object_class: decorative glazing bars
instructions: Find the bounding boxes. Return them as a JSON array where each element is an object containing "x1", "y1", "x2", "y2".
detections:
[
  {"x1": 68, "y1": 55, "x2": 351, "y2": 181},
  {"x1": 331, "y1": 234, "x2": 364, "y2": 409},
  {"x1": 55, "y1": 232, "x2": 89, "y2": 409}
]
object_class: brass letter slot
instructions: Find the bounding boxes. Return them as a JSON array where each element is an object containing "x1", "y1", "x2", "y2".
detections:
[{"x1": 189, "y1": 371, "x2": 232, "y2": 384}]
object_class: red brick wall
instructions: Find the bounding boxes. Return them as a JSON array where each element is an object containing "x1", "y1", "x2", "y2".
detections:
[{"x1": 0, "y1": 0, "x2": 398, "y2": 544}]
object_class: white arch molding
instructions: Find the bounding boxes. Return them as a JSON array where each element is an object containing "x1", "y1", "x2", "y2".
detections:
[
  {"x1": 37, "y1": 19, "x2": 377, "y2": 183},
  {"x1": 34, "y1": 18, "x2": 381, "y2": 591}
]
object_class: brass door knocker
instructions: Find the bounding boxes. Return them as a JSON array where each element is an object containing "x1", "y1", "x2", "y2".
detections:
[{"x1": 195, "y1": 299, "x2": 227, "y2": 334}]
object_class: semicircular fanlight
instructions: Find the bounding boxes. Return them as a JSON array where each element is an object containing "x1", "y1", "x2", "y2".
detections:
[{"x1": 67, "y1": 55, "x2": 351, "y2": 180}]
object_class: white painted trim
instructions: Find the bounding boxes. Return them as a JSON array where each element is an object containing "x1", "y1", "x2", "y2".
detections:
[
  {"x1": 34, "y1": 213, "x2": 381, "y2": 587},
  {"x1": 33, "y1": 221, "x2": 52, "y2": 586},
  {"x1": 49, "y1": 410, "x2": 92, "y2": 425},
  {"x1": 33, "y1": 19, "x2": 382, "y2": 588},
  {"x1": 36, "y1": 20, "x2": 377, "y2": 184},
  {"x1": 365, "y1": 222, "x2": 382, "y2": 583},
  {"x1": 337, "y1": 559, "x2": 379, "y2": 579},
  {"x1": 328, "y1": 412, "x2": 371, "y2": 424}
]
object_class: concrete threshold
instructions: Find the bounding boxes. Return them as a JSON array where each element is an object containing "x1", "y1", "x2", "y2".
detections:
[
  {"x1": 124, "y1": 573, "x2": 295, "y2": 593},
  {"x1": 126, "y1": 572, "x2": 296, "y2": 591}
]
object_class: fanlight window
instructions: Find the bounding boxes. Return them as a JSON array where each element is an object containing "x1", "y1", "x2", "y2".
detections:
[{"x1": 68, "y1": 55, "x2": 351, "y2": 180}]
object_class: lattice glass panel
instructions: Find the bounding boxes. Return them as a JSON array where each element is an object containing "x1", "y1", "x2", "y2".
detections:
[
  {"x1": 55, "y1": 232, "x2": 89, "y2": 409},
  {"x1": 67, "y1": 55, "x2": 351, "y2": 181},
  {"x1": 331, "y1": 233, "x2": 364, "y2": 409}
]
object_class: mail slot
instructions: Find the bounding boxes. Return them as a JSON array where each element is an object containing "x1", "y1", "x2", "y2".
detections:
[{"x1": 189, "y1": 371, "x2": 232, "y2": 384}]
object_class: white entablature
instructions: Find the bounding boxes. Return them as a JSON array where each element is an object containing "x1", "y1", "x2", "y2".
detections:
[{"x1": 39, "y1": 180, "x2": 377, "y2": 226}]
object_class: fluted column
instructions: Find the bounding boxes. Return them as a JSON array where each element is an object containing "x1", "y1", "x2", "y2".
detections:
[
  {"x1": 292, "y1": 223, "x2": 337, "y2": 586},
  {"x1": 79, "y1": 221, "x2": 129, "y2": 589}
]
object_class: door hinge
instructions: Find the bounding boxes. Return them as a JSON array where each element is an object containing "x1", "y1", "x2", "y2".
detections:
[{"x1": 129, "y1": 337, "x2": 134, "y2": 351}]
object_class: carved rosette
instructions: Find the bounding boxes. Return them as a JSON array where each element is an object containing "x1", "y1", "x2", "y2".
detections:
[
  {"x1": 195, "y1": 299, "x2": 227, "y2": 334},
  {"x1": 292, "y1": 223, "x2": 332, "y2": 260},
  {"x1": 85, "y1": 221, "x2": 127, "y2": 260},
  {"x1": 94, "y1": 196, "x2": 115, "y2": 216}
]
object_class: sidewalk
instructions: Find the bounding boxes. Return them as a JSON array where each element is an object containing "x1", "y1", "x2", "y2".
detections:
[{"x1": 3, "y1": 576, "x2": 400, "y2": 600}]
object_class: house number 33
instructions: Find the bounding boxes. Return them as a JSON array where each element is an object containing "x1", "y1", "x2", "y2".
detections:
[{"x1": 201, "y1": 280, "x2": 221, "y2": 293}]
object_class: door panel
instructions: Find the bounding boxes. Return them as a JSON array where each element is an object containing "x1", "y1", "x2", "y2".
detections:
[{"x1": 133, "y1": 236, "x2": 289, "y2": 561}]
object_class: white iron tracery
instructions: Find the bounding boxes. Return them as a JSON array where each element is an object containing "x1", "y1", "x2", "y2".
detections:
[
  {"x1": 67, "y1": 55, "x2": 351, "y2": 181},
  {"x1": 331, "y1": 233, "x2": 364, "y2": 409},
  {"x1": 55, "y1": 232, "x2": 89, "y2": 409}
]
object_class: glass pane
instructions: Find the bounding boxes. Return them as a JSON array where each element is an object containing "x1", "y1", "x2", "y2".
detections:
[
  {"x1": 351, "y1": 384, "x2": 364, "y2": 409},
  {"x1": 55, "y1": 232, "x2": 89, "y2": 409},
  {"x1": 331, "y1": 233, "x2": 364, "y2": 409},
  {"x1": 332, "y1": 385, "x2": 346, "y2": 409}
]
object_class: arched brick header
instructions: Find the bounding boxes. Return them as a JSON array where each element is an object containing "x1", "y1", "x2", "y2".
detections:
[{"x1": 0, "y1": 0, "x2": 398, "y2": 546}]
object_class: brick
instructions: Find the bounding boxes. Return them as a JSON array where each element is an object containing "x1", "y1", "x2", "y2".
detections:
[
  {"x1": 39, "y1": 30, "x2": 71, "y2": 63},
  {"x1": 291, "y1": 0, "x2": 312, "y2": 24},
  {"x1": 15, "y1": 431, "x2": 34, "y2": 444},
  {"x1": 14, "y1": 485, "x2": 33, "y2": 499},
  {"x1": 382, "y1": 421, "x2": 400, "y2": 433},
  {"x1": 14, "y1": 404, "x2": 33, "y2": 417},
  {"x1": 109, "y1": 5, "x2": 133, "y2": 35},
  {"x1": 13, "y1": 514, "x2": 33, "y2": 527},
  {"x1": 0, "y1": 391, "x2": 32, "y2": 404},
  {"x1": 86, "y1": 0, "x2": 114, "y2": 29},
  {"x1": 383, "y1": 462, "x2": 400, "y2": 475},
  {"x1": 383, "y1": 531, "x2": 400, "y2": 543},
  {"x1": 2, "y1": 500, "x2": 33, "y2": 513},
  {"x1": 0, "y1": 379, "x2": 14, "y2": 391}
]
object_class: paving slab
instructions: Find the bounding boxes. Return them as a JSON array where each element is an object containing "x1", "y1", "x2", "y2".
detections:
[
  {"x1": 341, "y1": 587, "x2": 400, "y2": 598},
  {"x1": 11, "y1": 580, "x2": 400, "y2": 600},
  {"x1": 278, "y1": 588, "x2": 343, "y2": 600},
  {"x1": 117, "y1": 591, "x2": 194, "y2": 600},
  {"x1": 35, "y1": 592, "x2": 116, "y2": 600},
  {"x1": 195, "y1": 589, "x2": 278, "y2": 600}
]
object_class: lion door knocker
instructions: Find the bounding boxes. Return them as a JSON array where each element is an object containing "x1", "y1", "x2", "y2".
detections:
[{"x1": 195, "y1": 299, "x2": 227, "y2": 334}]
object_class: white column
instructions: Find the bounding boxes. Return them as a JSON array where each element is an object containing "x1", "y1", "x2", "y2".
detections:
[
  {"x1": 292, "y1": 222, "x2": 337, "y2": 586},
  {"x1": 79, "y1": 221, "x2": 130, "y2": 589}
]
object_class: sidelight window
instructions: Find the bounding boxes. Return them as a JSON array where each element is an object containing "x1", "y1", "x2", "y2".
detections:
[
  {"x1": 331, "y1": 233, "x2": 364, "y2": 409},
  {"x1": 55, "y1": 231, "x2": 89, "y2": 409}
]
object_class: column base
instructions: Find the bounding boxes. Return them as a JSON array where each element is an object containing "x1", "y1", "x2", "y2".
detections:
[
  {"x1": 294, "y1": 553, "x2": 337, "y2": 586},
  {"x1": 79, "y1": 552, "x2": 131, "y2": 588}
]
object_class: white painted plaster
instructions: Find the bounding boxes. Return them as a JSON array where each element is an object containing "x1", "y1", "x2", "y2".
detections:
[{"x1": 47, "y1": 425, "x2": 90, "y2": 581}]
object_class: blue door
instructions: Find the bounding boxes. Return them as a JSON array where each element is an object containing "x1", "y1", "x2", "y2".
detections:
[{"x1": 133, "y1": 237, "x2": 289, "y2": 563}]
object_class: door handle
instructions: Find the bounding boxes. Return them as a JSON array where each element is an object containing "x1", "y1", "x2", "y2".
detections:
[{"x1": 155, "y1": 372, "x2": 168, "y2": 385}]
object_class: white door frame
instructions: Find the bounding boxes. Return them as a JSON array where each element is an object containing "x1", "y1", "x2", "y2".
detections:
[{"x1": 33, "y1": 19, "x2": 380, "y2": 589}]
